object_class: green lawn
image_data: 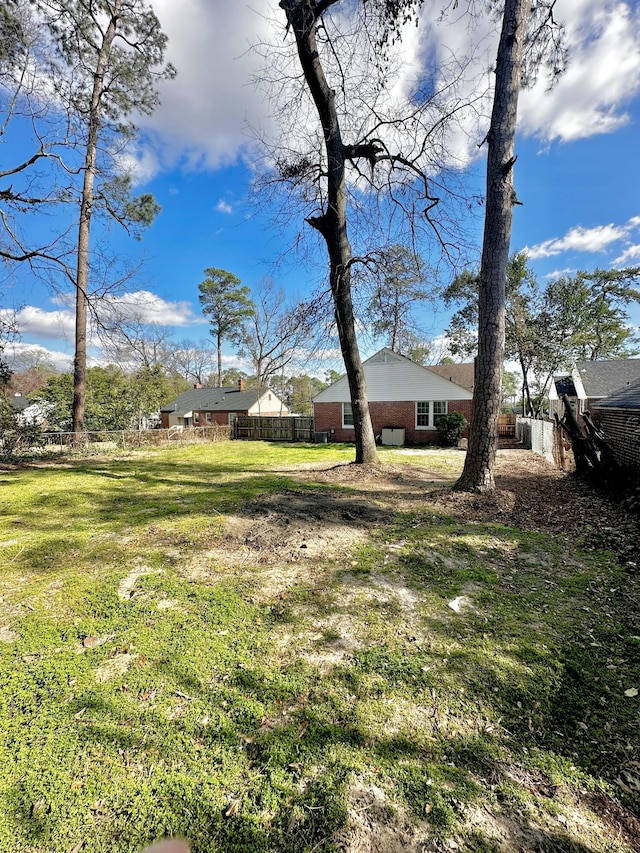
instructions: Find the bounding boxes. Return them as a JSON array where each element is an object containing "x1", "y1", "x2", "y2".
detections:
[{"x1": 0, "y1": 441, "x2": 638, "y2": 852}]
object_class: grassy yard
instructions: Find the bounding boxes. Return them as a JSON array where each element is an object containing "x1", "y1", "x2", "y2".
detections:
[{"x1": 0, "y1": 441, "x2": 638, "y2": 852}]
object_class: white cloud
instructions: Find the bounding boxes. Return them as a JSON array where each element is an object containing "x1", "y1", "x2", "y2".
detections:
[
  {"x1": 131, "y1": 0, "x2": 278, "y2": 176},
  {"x1": 6, "y1": 341, "x2": 73, "y2": 372},
  {"x1": 216, "y1": 199, "x2": 233, "y2": 214},
  {"x1": 97, "y1": 290, "x2": 204, "y2": 327},
  {"x1": 119, "y1": 1, "x2": 640, "y2": 182},
  {"x1": 128, "y1": 1, "x2": 493, "y2": 181},
  {"x1": 5, "y1": 292, "x2": 204, "y2": 350},
  {"x1": 525, "y1": 224, "x2": 628, "y2": 259},
  {"x1": 613, "y1": 244, "x2": 640, "y2": 265},
  {"x1": 544, "y1": 268, "x2": 575, "y2": 279},
  {"x1": 115, "y1": 143, "x2": 162, "y2": 186},
  {"x1": 526, "y1": 215, "x2": 640, "y2": 261},
  {"x1": 6, "y1": 305, "x2": 76, "y2": 339},
  {"x1": 519, "y1": 1, "x2": 640, "y2": 143}
]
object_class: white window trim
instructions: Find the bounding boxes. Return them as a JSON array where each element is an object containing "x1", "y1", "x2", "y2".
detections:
[
  {"x1": 415, "y1": 400, "x2": 448, "y2": 429},
  {"x1": 342, "y1": 402, "x2": 354, "y2": 429}
]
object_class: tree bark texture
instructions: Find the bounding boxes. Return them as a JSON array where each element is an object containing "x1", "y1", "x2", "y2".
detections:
[
  {"x1": 280, "y1": 0, "x2": 378, "y2": 463},
  {"x1": 455, "y1": 0, "x2": 530, "y2": 492},
  {"x1": 72, "y1": 1, "x2": 120, "y2": 438}
]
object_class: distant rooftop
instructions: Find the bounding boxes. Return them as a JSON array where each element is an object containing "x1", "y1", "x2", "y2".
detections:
[
  {"x1": 596, "y1": 376, "x2": 640, "y2": 411},
  {"x1": 426, "y1": 363, "x2": 475, "y2": 393},
  {"x1": 10, "y1": 393, "x2": 29, "y2": 411},
  {"x1": 576, "y1": 359, "x2": 640, "y2": 398},
  {"x1": 160, "y1": 385, "x2": 272, "y2": 415}
]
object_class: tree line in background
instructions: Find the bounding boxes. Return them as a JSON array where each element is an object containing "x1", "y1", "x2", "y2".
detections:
[
  {"x1": 1, "y1": 242, "x2": 447, "y2": 432},
  {"x1": 3, "y1": 245, "x2": 639, "y2": 434},
  {"x1": 2, "y1": 349, "x2": 338, "y2": 432},
  {"x1": 2, "y1": 0, "x2": 640, "y2": 492},
  {"x1": 445, "y1": 255, "x2": 640, "y2": 417}
]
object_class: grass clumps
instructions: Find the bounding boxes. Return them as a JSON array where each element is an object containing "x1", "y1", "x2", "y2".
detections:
[{"x1": 0, "y1": 441, "x2": 638, "y2": 852}]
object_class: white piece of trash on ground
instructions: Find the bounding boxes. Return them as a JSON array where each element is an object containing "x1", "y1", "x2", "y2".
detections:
[{"x1": 448, "y1": 595, "x2": 472, "y2": 613}]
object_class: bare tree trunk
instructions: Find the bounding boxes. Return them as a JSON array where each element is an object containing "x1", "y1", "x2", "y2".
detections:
[
  {"x1": 455, "y1": 0, "x2": 530, "y2": 492},
  {"x1": 281, "y1": 0, "x2": 377, "y2": 463},
  {"x1": 518, "y1": 354, "x2": 534, "y2": 417},
  {"x1": 216, "y1": 330, "x2": 222, "y2": 387},
  {"x1": 72, "y1": 2, "x2": 120, "y2": 440}
]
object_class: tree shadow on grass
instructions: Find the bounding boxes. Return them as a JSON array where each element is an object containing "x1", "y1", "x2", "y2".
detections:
[
  {"x1": 4, "y1": 610, "x2": 636, "y2": 853},
  {"x1": 4, "y1": 452, "x2": 639, "y2": 852}
]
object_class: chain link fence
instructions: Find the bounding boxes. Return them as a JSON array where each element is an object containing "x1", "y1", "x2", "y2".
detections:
[
  {"x1": 1, "y1": 424, "x2": 231, "y2": 459},
  {"x1": 516, "y1": 417, "x2": 560, "y2": 465}
]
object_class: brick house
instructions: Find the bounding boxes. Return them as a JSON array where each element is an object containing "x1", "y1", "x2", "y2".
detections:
[
  {"x1": 313, "y1": 348, "x2": 473, "y2": 445},
  {"x1": 593, "y1": 378, "x2": 640, "y2": 473},
  {"x1": 160, "y1": 380, "x2": 288, "y2": 429}
]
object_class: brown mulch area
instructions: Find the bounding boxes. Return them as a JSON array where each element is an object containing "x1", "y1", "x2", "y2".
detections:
[
  {"x1": 303, "y1": 449, "x2": 639, "y2": 567},
  {"x1": 582, "y1": 790, "x2": 640, "y2": 852},
  {"x1": 428, "y1": 449, "x2": 640, "y2": 566}
]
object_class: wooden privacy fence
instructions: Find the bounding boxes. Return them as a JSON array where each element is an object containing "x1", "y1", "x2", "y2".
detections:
[
  {"x1": 498, "y1": 413, "x2": 517, "y2": 436},
  {"x1": 233, "y1": 416, "x2": 314, "y2": 442}
]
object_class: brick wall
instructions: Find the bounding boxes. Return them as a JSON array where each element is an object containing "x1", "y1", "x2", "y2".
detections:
[
  {"x1": 314, "y1": 399, "x2": 473, "y2": 445},
  {"x1": 203, "y1": 411, "x2": 236, "y2": 426},
  {"x1": 161, "y1": 409, "x2": 250, "y2": 428},
  {"x1": 596, "y1": 408, "x2": 640, "y2": 471}
]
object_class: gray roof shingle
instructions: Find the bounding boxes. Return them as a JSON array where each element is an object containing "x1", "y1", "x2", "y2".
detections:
[
  {"x1": 576, "y1": 359, "x2": 640, "y2": 398},
  {"x1": 10, "y1": 394, "x2": 29, "y2": 411},
  {"x1": 596, "y1": 377, "x2": 640, "y2": 410},
  {"x1": 160, "y1": 386, "x2": 267, "y2": 415}
]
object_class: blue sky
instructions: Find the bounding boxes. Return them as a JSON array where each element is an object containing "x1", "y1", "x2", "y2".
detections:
[{"x1": 3, "y1": 0, "x2": 640, "y2": 376}]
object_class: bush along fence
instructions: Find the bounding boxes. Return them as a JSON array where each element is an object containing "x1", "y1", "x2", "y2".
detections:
[{"x1": 0, "y1": 424, "x2": 231, "y2": 459}]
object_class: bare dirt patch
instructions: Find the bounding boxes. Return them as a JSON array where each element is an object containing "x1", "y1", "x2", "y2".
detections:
[
  {"x1": 225, "y1": 449, "x2": 639, "y2": 571},
  {"x1": 336, "y1": 782, "x2": 431, "y2": 853},
  {"x1": 117, "y1": 566, "x2": 159, "y2": 600},
  {"x1": 183, "y1": 487, "x2": 391, "y2": 597}
]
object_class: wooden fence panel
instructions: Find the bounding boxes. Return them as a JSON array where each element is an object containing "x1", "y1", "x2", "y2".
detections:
[
  {"x1": 498, "y1": 413, "x2": 517, "y2": 436},
  {"x1": 234, "y1": 416, "x2": 314, "y2": 442}
]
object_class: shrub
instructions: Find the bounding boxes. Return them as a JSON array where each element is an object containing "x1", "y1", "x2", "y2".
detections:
[{"x1": 435, "y1": 410, "x2": 467, "y2": 446}]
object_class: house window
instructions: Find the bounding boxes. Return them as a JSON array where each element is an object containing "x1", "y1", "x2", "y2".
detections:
[
  {"x1": 194, "y1": 412, "x2": 200, "y2": 425},
  {"x1": 342, "y1": 402, "x2": 354, "y2": 428},
  {"x1": 416, "y1": 401, "x2": 448, "y2": 429},
  {"x1": 205, "y1": 412, "x2": 212, "y2": 424},
  {"x1": 433, "y1": 401, "x2": 447, "y2": 418},
  {"x1": 228, "y1": 412, "x2": 237, "y2": 425},
  {"x1": 416, "y1": 401, "x2": 430, "y2": 427}
]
